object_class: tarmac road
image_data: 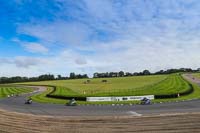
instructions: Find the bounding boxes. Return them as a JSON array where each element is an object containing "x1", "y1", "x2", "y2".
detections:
[{"x1": 0, "y1": 74, "x2": 200, "y2": 116}]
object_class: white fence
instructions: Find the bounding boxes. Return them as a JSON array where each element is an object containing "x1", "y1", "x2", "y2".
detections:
[{"x1": 86, "y1": 95, "x2": 154, "y2": 102}]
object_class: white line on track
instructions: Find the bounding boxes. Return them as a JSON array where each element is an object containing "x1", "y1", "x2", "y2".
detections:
[{"x1": 127, "y1": 111, "x2": 142, "y2": 116}]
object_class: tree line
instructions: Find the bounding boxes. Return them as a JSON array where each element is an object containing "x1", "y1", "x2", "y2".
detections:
[
  {"x1": 0, "y1": 68, "x2": 199, "y2": 84},
  {"x1": 93, "y1": 68, "x2": 200, "y2": 78},
  {"x1": 0, "y1": 73, "x2": 88, "y2": 84}
]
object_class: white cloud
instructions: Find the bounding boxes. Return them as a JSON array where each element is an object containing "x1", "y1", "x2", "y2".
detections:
[
  {"x1": 12, "y1": 38, "x2": 49, "y2": 54},
  {"x1": 18, "y1": 21, "x2": 92, "y2": 46},
  {"x1": 0, "y1": 56, "x2": 52, "y2": 69},
  {"x1": 3, "y1": 0, "x2": 200, "y2": 77},
  {"x1": 23, "y1": 43, "x2": 49, "y2": 53},
  {"x1": 1, "y1": 37, "x2": 200, "y2": 77},
  {"x1": 75, "y1": 58, "x2": 87, "y2": 65},
  {"x1": 0, "y1": 58, "x2": 12, "y2": 64},
  {"x1": 14, "y1": 56, "x2": 44, "y2": 68}
]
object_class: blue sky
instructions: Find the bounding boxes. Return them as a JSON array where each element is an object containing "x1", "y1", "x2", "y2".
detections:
[{"x1": 1, "y1": 0, "x2": 200, "y2": 77}]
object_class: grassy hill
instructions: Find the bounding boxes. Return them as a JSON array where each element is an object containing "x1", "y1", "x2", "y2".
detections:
[
  {"x1": 12, "y1": 73, "x2": 200, "y2": 104},
  {"x1": 17, "y1": 75, "x2": 167, "y2": 96},
  {"x1": 16, "y1": 74, "x2": 191, "y2": 97},
  {"x1": 0, "y1": 85, "x2": 33, "y2": 98}
]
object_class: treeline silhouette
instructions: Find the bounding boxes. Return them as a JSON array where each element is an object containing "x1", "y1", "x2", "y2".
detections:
[
  {"x1": 93, "y1": 68, "x2": 200, "y2": 78},
  {"x1": 0, "y1": 73, "x2": 88, "y2": 84},
  {"x1": 0, "y1": 68, "x2": 199, "y2": 84}
]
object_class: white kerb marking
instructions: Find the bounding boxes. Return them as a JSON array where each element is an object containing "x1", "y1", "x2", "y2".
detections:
[{"x1": 127, "y1": 111, "x2": 142, "y2": 116}]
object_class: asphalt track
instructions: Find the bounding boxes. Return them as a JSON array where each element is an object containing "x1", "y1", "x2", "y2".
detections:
[{"x1": 0, "y1": 74, "x2": 200, "y2": 116}]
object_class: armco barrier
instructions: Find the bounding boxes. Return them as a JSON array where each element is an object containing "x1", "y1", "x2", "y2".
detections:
[{"x1": 86, "y1": 95, "x2": 154, "y2": 102}]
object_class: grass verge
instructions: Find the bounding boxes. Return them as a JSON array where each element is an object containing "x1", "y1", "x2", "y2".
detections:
[{"x1": 0, "y1": 85, "x2": 33, "y2": 98}]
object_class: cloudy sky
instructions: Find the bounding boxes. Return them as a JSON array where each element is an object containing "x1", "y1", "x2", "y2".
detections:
[{"x1": 1, "y1": 0, "x2": 200, "y2": 77}]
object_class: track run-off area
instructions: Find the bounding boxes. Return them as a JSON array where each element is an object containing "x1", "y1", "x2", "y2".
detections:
[{"x1": 0, "y1": 74, "x2": 200, "y2": 132}]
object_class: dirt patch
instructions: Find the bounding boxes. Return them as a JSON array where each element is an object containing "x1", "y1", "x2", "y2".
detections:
[{"x1": 0, "y1": 109, "x2": 200, "y2": 133}]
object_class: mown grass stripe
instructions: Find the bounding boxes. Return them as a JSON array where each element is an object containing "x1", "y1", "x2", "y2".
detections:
[{"x1": 0, "y1": 86, "x2": 33, "y2": 98}]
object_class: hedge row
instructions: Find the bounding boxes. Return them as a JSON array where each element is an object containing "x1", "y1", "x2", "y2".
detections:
[
  {"x1": 46, "y1": 94, "x2": 87, "y2": 101},
  {"x1": 46, "y1": 86, "x2": 87, "y2": 101}
]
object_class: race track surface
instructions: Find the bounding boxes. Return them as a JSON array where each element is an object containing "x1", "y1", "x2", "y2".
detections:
[{"x1": 0, "y1": 74, "x2": 200, "y2": 116}]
